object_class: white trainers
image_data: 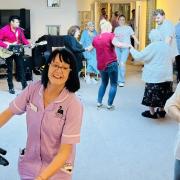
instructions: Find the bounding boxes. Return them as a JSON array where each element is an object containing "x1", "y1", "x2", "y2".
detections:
[
  {"x1": 91, "y1": 77, "x2": 98, "y2": 84},
  {"x1": 85, "y1": 75, "x2": 91, "y2": 84},
  {"x1": 118, "y1": 82, "x2": 124, "y2": 87},
  {"x1": 107, "y1": 105, "x2": 115, "y2": 110},
  {"x1": 97, "y1": 102, "x2": 103, "y2": 108}
]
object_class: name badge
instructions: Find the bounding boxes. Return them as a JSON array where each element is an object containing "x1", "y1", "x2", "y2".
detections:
[{"x1": 30, "y1": 103, "x2": 38, "y2": 112}]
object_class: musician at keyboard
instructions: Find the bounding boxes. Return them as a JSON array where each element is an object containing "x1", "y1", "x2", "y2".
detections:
[{"x1": 0, "y1": 15, "x2": 31, "y2": 94}]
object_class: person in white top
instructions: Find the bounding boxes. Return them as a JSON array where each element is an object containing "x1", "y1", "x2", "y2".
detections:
[
  {"x1": 153, "y1": 9, "x2": 178, "y2": 58},
  {"x1": 114, "y1": 15, "x2": 139, "y2": 87}
]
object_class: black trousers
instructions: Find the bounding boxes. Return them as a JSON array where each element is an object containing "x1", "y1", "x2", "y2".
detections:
[
  {"x1": 176, "y1": 55, "x2": 180, "y2": 82},
  {"x1": 6, "y1": 54, "x2": 27, "y2": 89}
]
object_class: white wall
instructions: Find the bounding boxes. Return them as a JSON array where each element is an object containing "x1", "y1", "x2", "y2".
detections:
[{"x1": 0, "y1": 0, "x2": 79, "y2": 42}]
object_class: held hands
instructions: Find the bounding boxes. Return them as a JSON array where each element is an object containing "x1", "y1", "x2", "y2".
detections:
[
  {"x1": 118, "y1": 42, "x2": 132, "y2": 49},
  {"x1": 35, "y1": 177, "x2": 42, "y2": 180},
  {"x1": 85, "y1": 45, "x2": 93, "y2": 52},
  {"x1": 35, "y1": 176, "x2": 46, "y2": 180}
]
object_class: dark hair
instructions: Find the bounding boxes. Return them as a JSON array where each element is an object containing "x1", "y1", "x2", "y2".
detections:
[
  {"x1": 114, "y1": 11, "x2": 120, "y2": 17},
  {"x1": 67, "y1": 25, "x2": 80, "y2": 36},
  {"x1": 153, "y1": 9, "x2": 165, "y2": 16},
  {"x1": 9, "y1": 15, "x2": 20, "y2": 23},
  {"x1": 41, "y1": 48, "x2": 80, "y2": 92},
  {"x1": 101, "y1": 8, "x2": 106, "y2": 11},
  {"x1": 101, "y1": 8, "x2": 107, "y2": 15},
  {"x1": 131, "y1": 9, "x2": 135, "y2": 13}
]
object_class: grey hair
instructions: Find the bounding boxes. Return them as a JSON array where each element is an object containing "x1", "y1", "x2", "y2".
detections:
[
  {"x1": 87, "y1": 21, "x2": 95, "y2": 27},
  {"x1": 100, "y1": 19, "x2": 112, "y2": 32}
]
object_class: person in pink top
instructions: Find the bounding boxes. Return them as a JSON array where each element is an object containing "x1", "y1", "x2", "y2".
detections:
[
  {"x1": 0, "y1": 15, "x2": 30, "y2": 94},
  {"x1": 0, "y1": 48, "x2": 83, "y2": 180},
  {"x1": 92, "y1": 19, "x2": 129, "y2": 110}
]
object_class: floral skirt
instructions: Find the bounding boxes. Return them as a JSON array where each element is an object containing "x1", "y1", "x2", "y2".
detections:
[{"x1": 142, "y1": 81, "x2": 173, "y2": 108}]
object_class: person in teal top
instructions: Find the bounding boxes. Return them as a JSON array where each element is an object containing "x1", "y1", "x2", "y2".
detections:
[{"x1": 80, "y1": 21, "x2": 99, "y2": 84}]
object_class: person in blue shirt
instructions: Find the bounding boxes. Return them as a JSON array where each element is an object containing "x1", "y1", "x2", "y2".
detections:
[
  {"x1": 80, "y1": 22, "x2": 99, "y2": 84},
  {"x1": 153, "y1": 9, "x2": 178, "y2": 57},
  {"x1": 175, "y1": 19, "x2": 180, "y2": 82}
]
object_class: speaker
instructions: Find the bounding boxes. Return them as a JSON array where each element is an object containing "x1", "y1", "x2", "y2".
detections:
[
  {"x1": 20, "y1": 8, "x2": 31, "y2": 39},
  {"x1": 15, "y1": 55, "x2": 33, "y2": 82}
]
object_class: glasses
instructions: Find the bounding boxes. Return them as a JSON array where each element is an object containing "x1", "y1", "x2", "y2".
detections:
[{"x1": 50, "y1": 63, "x2": 71, "y2": 72}]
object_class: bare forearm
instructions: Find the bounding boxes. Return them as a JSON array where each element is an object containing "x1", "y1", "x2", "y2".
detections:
[
  {"x1": 132, "y1": 35, "x2": 139, "y2": 44},
  {"x1": 0, "y1": 108, "x2": 14, "y2": 127},
  {"x1": 167, "y1": 106, "x2": 180, "y2": 122},
  {"x1": 112, "y1": 39, "x2": 130, "y2": 48},
  {"x1": 37, "y1": 144, "x2": 72, "y2": 180}
]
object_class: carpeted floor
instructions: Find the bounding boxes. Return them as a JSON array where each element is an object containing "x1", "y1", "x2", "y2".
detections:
[{"x1": 0, "y1": 64, "x2": 178, "y2": 180}]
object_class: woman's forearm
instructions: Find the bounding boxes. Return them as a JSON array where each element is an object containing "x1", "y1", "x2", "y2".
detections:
[
  {"x1": 36, "y1": 144, "x2": 72, "y2": 180},
  {"x1": 132, "y1": 35, "x2": 139, "y2": 45},
  {"x1": 167, "y1": 106, "x2": 180, "y2": 122},
  {"x1": 0, "y1": 108, "x2": 14, "y2": 128}
]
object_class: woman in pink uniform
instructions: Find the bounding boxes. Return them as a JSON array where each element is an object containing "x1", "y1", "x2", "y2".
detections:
[{"x1": 0, "y1": 48, "x2": 83, "y2": 180}]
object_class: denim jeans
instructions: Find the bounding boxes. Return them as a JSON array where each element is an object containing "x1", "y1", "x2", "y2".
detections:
[
  {"x1": 174, "y1": 159, "x2": 180, "y2": 180},
  {"x1": 6, "y1": 54, "x2": 27, "y2": 89},
  {"x1": 98, "y1": 61, "x2": 118, "y2": 106},
  {"x1": 115, "y1": 47, "x2": 129, "y2": 83}
]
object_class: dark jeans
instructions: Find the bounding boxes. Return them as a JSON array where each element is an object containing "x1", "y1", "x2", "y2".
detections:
[
  {"x1": 6, "y1": 54, "x2": 27, "y2": 89},
  {"x1": 98, "y1": 61, "x2": 118, "y2": 106},
  {"x1": 176, "y1": 55, "x2": 180, "y2": 82},
  {"x1": 174, "y1": 159, "x2": 180, "y2": 180}
]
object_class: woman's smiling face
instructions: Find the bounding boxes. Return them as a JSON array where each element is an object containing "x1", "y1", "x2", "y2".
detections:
[{"x1": 48, "y1": 54, "x2": 71, "y2": 86}]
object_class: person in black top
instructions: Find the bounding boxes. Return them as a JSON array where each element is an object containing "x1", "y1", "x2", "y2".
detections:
[{"x1": 64, "y1": 25, "x2": 90, "y2": 73}]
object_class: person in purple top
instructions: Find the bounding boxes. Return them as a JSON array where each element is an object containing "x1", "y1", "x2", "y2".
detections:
[
  {"x1": 0, "y1": 48, "x2": 83, "y2": 180},
  {"x1": 0, "y1": 15, "x2": 30, "y2": 94}
]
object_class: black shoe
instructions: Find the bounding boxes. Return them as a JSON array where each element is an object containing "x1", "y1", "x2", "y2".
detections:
[
  {"x1": 9, "y1": 89, "x2": 15, "y2": 94},
  {"x1": 141, "y1": 110, "x2": 158, "y2": 119},
  {"x1": 33, "y1": 68, "x2": 41, "y2": 75},
  {"x1": 22, "y1": 83, "x2": 27, "y2": 90},
  {"x1": 156, "y1": 108, "x2": 166, "y2": 118}
]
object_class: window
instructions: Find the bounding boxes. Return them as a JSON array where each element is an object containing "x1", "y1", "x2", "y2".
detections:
[{"x1": 46, "y1": 25, "x2": 60, "y2": 35}]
